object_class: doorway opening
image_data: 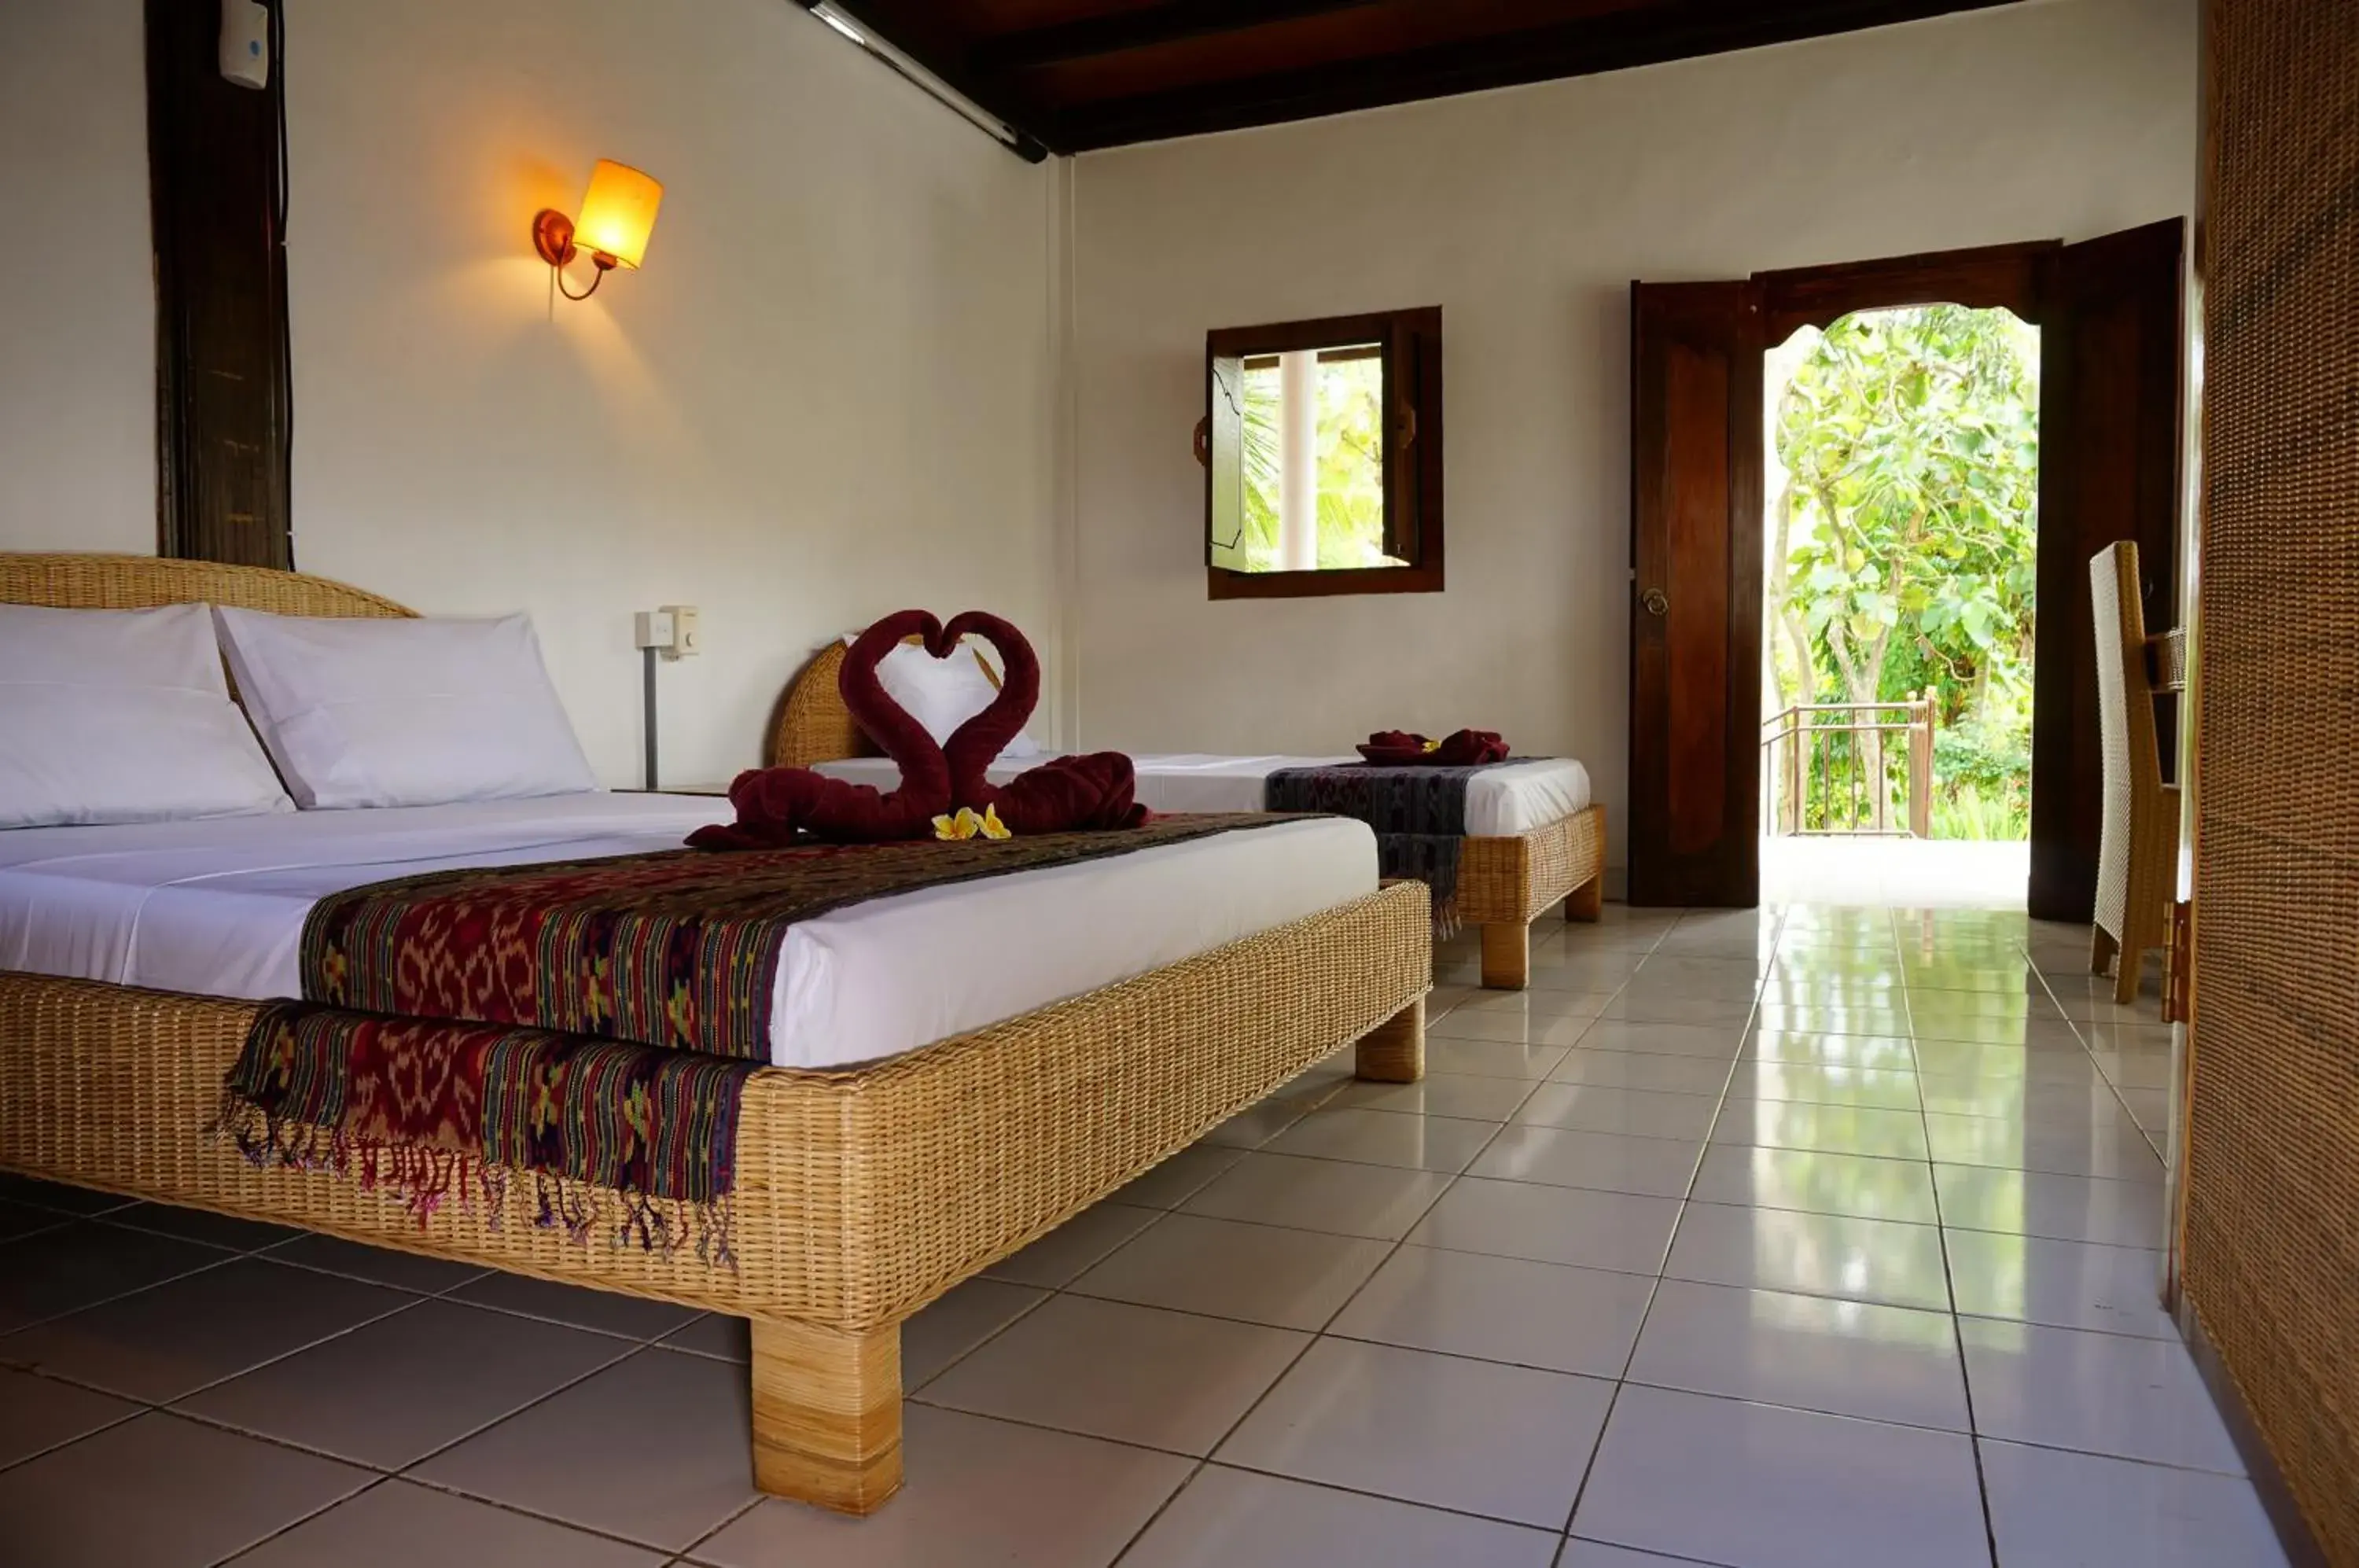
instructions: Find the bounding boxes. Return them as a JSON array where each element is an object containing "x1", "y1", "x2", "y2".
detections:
[{"x1": 1758, "y1": 304, "x2": 2041, "y2": 907}]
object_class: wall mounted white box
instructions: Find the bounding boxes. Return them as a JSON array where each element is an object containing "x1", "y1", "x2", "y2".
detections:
[{"x1": 218, "y1": 0, "x2": 270, "y2": 87}]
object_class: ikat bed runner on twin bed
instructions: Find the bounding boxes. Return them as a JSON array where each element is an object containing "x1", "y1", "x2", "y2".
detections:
[
  {"x1": 1264, "y1": 761, "x2": 1523, "y2": 939},
  {"x1": 220, "y1": 813, "x2": 1291, "y2": 1257}
]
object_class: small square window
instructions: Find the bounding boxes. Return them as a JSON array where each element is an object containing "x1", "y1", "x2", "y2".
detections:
[{"x1": 1201, "y1": 307, "x2": 1444, "y2": 598}]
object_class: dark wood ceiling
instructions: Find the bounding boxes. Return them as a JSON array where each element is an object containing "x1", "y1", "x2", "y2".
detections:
[{"x1": 822, "y1": 0, "x2": 2026, "y2": 154}]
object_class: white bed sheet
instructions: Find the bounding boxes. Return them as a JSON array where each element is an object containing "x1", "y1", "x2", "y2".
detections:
[
  {"x1": 0, "y1": 794, "x2": 1376, "y2": 1071},
  {"x1": 815, "y1": 753, "x2": 1592, "y2": 836}
]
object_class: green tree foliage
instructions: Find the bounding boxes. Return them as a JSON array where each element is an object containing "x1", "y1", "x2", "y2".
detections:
[
  {"x1": 1768, "y1": 305, "x2": 2040, "y2": 839},
  {"x1": 1236, "y1": 356, "x2": 1400, "y2": 571}
]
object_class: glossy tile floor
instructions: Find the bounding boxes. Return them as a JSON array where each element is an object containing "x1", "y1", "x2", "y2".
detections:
[{"x1": 0, "y1": 904, "x2": 2291, "y2": 1566}]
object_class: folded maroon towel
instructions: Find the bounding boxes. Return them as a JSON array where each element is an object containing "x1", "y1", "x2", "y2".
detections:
[{"x1": 1356, "y1": 729, "x2": 1511, "y2": 767}]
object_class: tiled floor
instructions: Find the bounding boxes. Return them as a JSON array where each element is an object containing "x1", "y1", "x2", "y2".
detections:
[{"x1": 0, "y1": 903, "x2": 2290, "y2": 1566}]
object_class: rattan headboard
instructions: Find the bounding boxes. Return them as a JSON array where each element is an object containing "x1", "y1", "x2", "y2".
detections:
[
  {"x1": 769, "y1": 641, "x2": 875, "y2": 770},
  {"x1": 0, "y1": 552, "x2": 414, "y2": 619},
  {"x1": 767, "y1": 635, "x2": 1008, "y2": 770}
]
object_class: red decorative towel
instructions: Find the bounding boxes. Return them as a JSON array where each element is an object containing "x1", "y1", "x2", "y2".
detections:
[
  {"x1": 1356, "y1": 729, "x2": 1511, "y2": 767},
  {"x1": 694, "y1": 609, "x2": 1146, "y2": 846}
]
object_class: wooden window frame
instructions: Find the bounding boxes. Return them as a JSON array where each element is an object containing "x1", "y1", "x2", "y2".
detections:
[{"x1": 1202, "y1": 306, "x2": 1444, "y2": 600}]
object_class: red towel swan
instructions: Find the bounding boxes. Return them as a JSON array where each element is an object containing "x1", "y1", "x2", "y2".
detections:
[{"x1": 688, "y1": 611, "x2": 1146, "y2": 849}]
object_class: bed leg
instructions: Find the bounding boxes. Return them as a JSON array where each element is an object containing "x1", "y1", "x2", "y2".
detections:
[
  {"x1": 1566, "y1": 804, "x2": 1606, "y2": 922},
  {"x1": 1355, "y1": 996, "x2": 1426, "y2": 1083},
  {"x1": 1566, "y1": 874, "x2": 1604, "y2": 922},
  {"x1": 1480, "y1": 922, "x2": 1530, "y2": 990},
  {"x1": 750, "y1": 1318, "x2": 903, "y2": 1515}
]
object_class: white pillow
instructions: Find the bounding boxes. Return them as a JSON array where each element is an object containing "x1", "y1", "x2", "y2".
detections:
[
  {"x1": 847, "y1": 631, "x2": 1042, "y2": 762},
  {"x1": 0, "y1": 602, "x2": 293, "y2": 828},
  {"x1": 215, "y1": 608, "x2": 599, "y2": 809}
]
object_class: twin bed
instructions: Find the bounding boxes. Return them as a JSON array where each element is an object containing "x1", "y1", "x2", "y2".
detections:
[
  {"x1": 0, "y1": 554, "x2": 1429, "y2": 1515},
  {"x1": 774, "y1": 638, "x2": 1610, "y2": 989}
]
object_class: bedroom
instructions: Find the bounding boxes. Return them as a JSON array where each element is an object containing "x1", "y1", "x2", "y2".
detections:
[{"x1": 3, "y1": 0, "x2": 2352, "y2": 1564}]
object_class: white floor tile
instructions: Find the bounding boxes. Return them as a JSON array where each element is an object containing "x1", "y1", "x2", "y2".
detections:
[
  {"x1": 1264, "y1": 1107, "x2": 1500, "y2": 1172},
  {"x1": 1709, "y1": 1100, "x2": 1930, "y2": 1161},
  {"x1": 1556, "y1": 1542, "x2": 1702, "y2": 1567},
  {"x1": 1408, "y1": 1178, "x2": 1682, "y2": 1275},
  {"x1": 1216, "y1": 1338, "x2": 1614, "y2": 1529},
  {"x1": 1181, "y1": 1153, "x2": 1454, "y2": 1241},
  {"x1": 694, "y1": 1404, "x2": 1191, "y2": 1568},
  {"x1": 1626, "y1": 1278, "x2": 1969, "y2": 1430},
  {"x1": 918, "y1": 1296, "x2": 1307, "y2": 1456},
  {"x1": 1743, "y1": 1031, "x2": 1916, "y2": 1072},
  {"x1": 1570, "y1": 1022, "x2": 1749, "y2": 1060},
  {"x1": 1945, "y1": 1229, "x2": 2174, "y2": 1339},
  {"x1": 1327, "y1": 1072, "x2": 1539, "y2": 1121},
  {"x1": 1720, "y1": 1060, "x2": 1921, "y2": 1110},
  {"x1": 1422, "y1": 1039, "x2": 1575, "y2": 1080},
  {"x1": 1978, "y1": 1438, "x2": 2289, "y2": 1568},
  {"x1": 1514, "y1": 1084, "x2": 1722, "y2": 1141},
  {"x1": 1572, "y1": 1384, "x2": 1989, "y2": 1568},
  {"x1": 1067, "y1": 1213, "x2": 1389, "y2": 1330},
  {"x1": 1119, "y1": 1466, "x2": 1561, "y2": 1568},
  {"x1": 1923, "y1": 1110, "x2": 2165, "y2": 1182},
  {"x1": 1665, "y1": 1202, "x2": 1951, "y2": 1312},
  {"x1": 1545, "y1": 1049, "x2": 1735, "y2": 1096},
  {"x1": 1330, "y1": 1246, "x2": 1656, "y2": 1377},
  {"x1": 1469, "y1": 1126, "x2": 1704, "y2": 1198},
  {"x1": 1686, "y1": 1145, "x2": 1938, "y2": 1224},
  {"x1": 1959, "y1": 1317, "x2": 2244, "y2": 1474},
  {"x1": 1932, "y1": 1165, "x2": 2167, "y2": 1248}
]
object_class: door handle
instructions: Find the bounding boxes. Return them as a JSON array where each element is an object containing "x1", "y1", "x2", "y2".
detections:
[{"x1": 1641, "y1": 587, "x2": 1670, "y2": 617}]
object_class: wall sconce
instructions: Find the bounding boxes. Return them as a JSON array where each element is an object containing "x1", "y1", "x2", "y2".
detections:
[{"x1": 532, "y1": 159, "x2": 663, "y2": 300}]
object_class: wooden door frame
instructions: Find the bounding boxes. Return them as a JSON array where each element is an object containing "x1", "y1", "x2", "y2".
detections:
[{"x1": 1632, "y1": 234, "x2": 2180, "y2": 911}]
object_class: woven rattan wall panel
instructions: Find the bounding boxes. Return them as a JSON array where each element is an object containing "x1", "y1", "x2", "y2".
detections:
[{"x1": 2187, "y1": 1, "x2": 2359, "y2": 1557}]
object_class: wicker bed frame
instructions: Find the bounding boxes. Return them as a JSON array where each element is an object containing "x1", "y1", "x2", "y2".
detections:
[
  {"x1": 0, "y1": 554, "x2": 1430, "y2": 1515},
  {"x1": 771, "y1": 639, "x2": 1607, "y2": 988}
]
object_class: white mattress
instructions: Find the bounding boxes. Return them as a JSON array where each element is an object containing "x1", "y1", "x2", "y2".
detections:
[
  {"x1": 815, "y1": 753, "x2": 1592, "y2": 837},
  {"x1": 0, "y1": 794, "x2": 1376, "y2": 1072}
]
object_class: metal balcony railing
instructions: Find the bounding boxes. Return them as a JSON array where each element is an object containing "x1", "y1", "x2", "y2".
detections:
[{"x1": 1762, "y1": 698, "x2": 1934, "y2": 837}]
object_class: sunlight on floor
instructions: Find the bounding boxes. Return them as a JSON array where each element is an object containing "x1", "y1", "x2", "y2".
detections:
[{"x1": 1762, "y1": 837, "x2": 2030, "y2": 910}]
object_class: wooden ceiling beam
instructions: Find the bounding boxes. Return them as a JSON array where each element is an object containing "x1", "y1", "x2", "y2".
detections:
[
  {"x1": 973, "y1": 0, "x2": 1388, "y2": 72},
  {"x1": 1047, "y1": 0, "x2": 2025, "y2": 150}
]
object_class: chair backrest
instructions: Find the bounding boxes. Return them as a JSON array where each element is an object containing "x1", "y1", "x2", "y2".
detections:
[
  {"x1": 2090, "y1": 540, "x2": 2164, "y2": 937},
  {"x1": 2089, "y1": 540, "x2": 2162, "y2": 791}
]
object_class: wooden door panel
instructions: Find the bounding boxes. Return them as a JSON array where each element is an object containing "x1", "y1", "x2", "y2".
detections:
[
  {"x1": 1629, "y1": 280, "x2": 1762, "y2": 906},
  {"x1": 1664, "y1": 340, "x2": 1732, "y2": 854},
  {"x1": 2029, "y1": 219, "x2": 2184, "y2": 922}
]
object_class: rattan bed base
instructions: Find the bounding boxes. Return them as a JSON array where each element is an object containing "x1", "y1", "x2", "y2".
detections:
[
  {"x1": 771, "y1": 638, "x2": 1608, "y2": 990},
  {"x1": 0, "y1": 553, "x2": 1433, "y2": 1514}
]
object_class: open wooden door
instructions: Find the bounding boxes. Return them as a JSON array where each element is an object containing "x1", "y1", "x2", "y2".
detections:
[
  {"x1": 1628, "y1": 280, "x2": 1765, "y2": 907},
  {"x1": 2029, "y1": 219, "x2": 2185, "y2": 922}
]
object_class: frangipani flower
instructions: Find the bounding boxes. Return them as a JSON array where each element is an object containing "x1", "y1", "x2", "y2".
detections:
[{"x1": 933, "y1": 805, "x2": 1014, "y2": 841}]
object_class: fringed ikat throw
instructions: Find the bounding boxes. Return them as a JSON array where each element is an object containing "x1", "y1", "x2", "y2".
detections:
[{"x1": 219, "y1": 815, "x2": 1289, "y2": 1258}]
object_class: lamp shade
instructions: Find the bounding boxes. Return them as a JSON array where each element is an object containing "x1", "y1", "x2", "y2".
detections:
[{"x1": 574, "y1": 160, "x2": 662, "y2": 269}]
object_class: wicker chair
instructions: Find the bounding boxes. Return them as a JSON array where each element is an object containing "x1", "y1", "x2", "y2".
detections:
[{"x1": 2089, "y1": 541, "x2": 2178, "y2": 1004}]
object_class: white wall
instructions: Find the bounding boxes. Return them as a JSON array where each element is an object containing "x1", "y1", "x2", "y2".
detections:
[
  {"x1": 1065, "y1": 0, "x2": 2197, "y2": 867},
  {"x1": 0, "y1": 2, "x2": 153, "y2": 550},
  {"x1": 286, "y1": 0, "x2": 1058, "y2": 784},
  {"x1": 2, "y1": 0, "x2": 1059, "y2": 788}
]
